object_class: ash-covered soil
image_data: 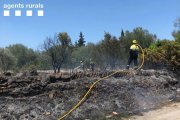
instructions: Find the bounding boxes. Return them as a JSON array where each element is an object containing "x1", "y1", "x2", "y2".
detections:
[{"x1": 0, "y1": 69, "x2": 179, "y2": 120}]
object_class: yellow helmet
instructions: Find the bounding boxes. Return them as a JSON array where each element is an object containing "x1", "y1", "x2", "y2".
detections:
[{"x1": 132, "y1": 40, "x2": 137, "y2": 44}]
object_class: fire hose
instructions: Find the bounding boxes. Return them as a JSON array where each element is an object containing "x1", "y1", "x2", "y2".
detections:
[{"x1": 58, "y1": 44, "x2": 144, "y2": 120}]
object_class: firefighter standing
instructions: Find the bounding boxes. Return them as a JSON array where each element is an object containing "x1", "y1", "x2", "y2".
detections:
[
  {"x1": 126, "y1": 40, "x2": 139, "y2": 69},
  {"x1": 90, "y1": 59, "x2": 95, "y2": 72}
]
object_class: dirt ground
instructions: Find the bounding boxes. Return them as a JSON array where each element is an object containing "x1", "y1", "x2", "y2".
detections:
[{"x1": 124, "y1": 102, "x2": 180, "y2": 120}]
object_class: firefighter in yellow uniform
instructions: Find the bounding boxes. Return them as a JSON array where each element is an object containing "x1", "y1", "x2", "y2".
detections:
[{"x1": 126, "y1": 40, "x2": 139, "y2": 69}]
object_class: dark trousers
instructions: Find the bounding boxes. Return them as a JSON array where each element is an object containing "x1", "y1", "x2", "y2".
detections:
[{"x1": 128, "y1": 54, "x2": 138, "y2": 66}]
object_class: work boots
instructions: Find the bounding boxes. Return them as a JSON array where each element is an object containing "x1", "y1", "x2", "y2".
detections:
[
  {"x1": 126, "y1": 65, "x2": 129, "y2": 70},
  {"x1": 133, "y1": 66, "x2": 138, "y2": 70},
  {"x1": 126, "y1": 65, "x2": 138, "y2": 70}
]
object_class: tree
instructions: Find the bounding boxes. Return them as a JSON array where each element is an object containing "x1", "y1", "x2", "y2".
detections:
[
  {"x1": 174, "y1": 18, "x2": 180, "y2": 28},
  {"x1": 22, "y1": 51, "x2": 51, "y2": 70},
  {"x1": 173, "y1": 18, "x2": 180, "y2": 42},
  {"x1": 119, "y1": 29, "x2": 125, "y2": 40},
  {"x1": 7, "y1": 44, "x2": 38, "y2": 69},
  {"x1": 58, "y1": 32, "x2": 73, "y2": 68},
  {"x1": 0, "y1": 48, "x2": 16, "y2": 71},
  {"x1": 92, "y1": 32, "x2": 121, "y2": 70},
  {"x1": 71, "y1": 46, "x2": 91, "y2": 68},
  {"x1": 43, "y1": 33, "x2": 72, "y2": 73},
  {"x1": 118, "y1": 27, "x2": 156, "y2": 61},
  {"x1": 145, "y1": 40, "x2": 180, "y2": 71},
  {"x1": 58, "y1": 32, "x2": 71, "y2": 47},
  {"x1": 77, "y1": 32, "x2": 86, "y2": 47},
  {"x1": 120, "y1": 27, "x2": 156, "y2": 48}
]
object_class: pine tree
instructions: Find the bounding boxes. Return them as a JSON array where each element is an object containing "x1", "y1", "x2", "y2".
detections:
[
  {"x1": 119, "y1": 30, "x2": 124, "y2": 40},
  {"x1": 77, "y1": 32, "x2": 85, "y2": 47},
  {"x1": 121, "y1": 30, "x2": 124, "y2": 38}
]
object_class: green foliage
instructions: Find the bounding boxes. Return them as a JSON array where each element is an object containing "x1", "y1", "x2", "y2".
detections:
[
  {"x1": 43, "y1": 33, "x2": 72, "y2": 73},
  {"x1": 0, "y1": 27, "x2": 165, "y2": 72},
  {"x1": 173, "y1": 31, "x2": 180, "y2": 43},
  {"x1": 90, "y1": 28, "x2": 155, "y2": 70},
  {"x1": 148, "y1": 40, "x2": 162, "y2": 50},
  {"x1": 71, "y1": 43, "x2": 95, "y2": 69},
  {"x1": 58, "y1": 32, "x2": 71, "y2": 46},
  {"x1": 72, "y1": 47, "x2": 90, "y2": 63},
  {"x1": 21, "y1": 63, "x2": 37, "y2": 72},
  {"x1": 7, "y1": 44, "x2": 38, "y2": 69},
  {"x1": 120, "y1": 27, "x2": 156, "y2": 50},
  {"x1": 77, "y1": 32, "x2": 86, "y2": 47},
  {"x1": 91, "y1": 32, "x2": 121, "y2": 69},
  {"x1": 25, "y1": 52, "x2": 51, "y2": 70},
  {"x1": 145, "y1": 40, "x2": 180, "y2": 71},
  {"x1": 0, "y1": 48, "x2": 16, "y2": 71}
]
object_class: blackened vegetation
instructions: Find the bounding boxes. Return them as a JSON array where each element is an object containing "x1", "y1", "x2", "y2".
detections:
[{"x1": 0, "y1": 69, "x2": 179, "y2": 120}]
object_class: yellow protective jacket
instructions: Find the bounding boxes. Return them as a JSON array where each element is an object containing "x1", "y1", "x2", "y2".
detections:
[
  {"x1": 130, "y1": 44, "x2": 139, "y2": 51},
  {"x1": 129, "y1": 44, "x2": 139, "y2": 55}
]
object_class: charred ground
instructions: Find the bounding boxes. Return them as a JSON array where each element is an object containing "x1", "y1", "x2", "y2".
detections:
[{"x1": 0, "y1": 69, "x2": 179, "y2": 120}]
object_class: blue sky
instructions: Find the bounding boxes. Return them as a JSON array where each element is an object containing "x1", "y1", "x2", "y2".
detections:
[{"x1": 0, "y1": 0, "x2": 180, "y2": 49}]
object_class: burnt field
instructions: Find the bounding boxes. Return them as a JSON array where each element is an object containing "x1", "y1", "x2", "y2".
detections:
[{"x1": 0, "y1": 69, "x2": 180, "y2": 120}]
